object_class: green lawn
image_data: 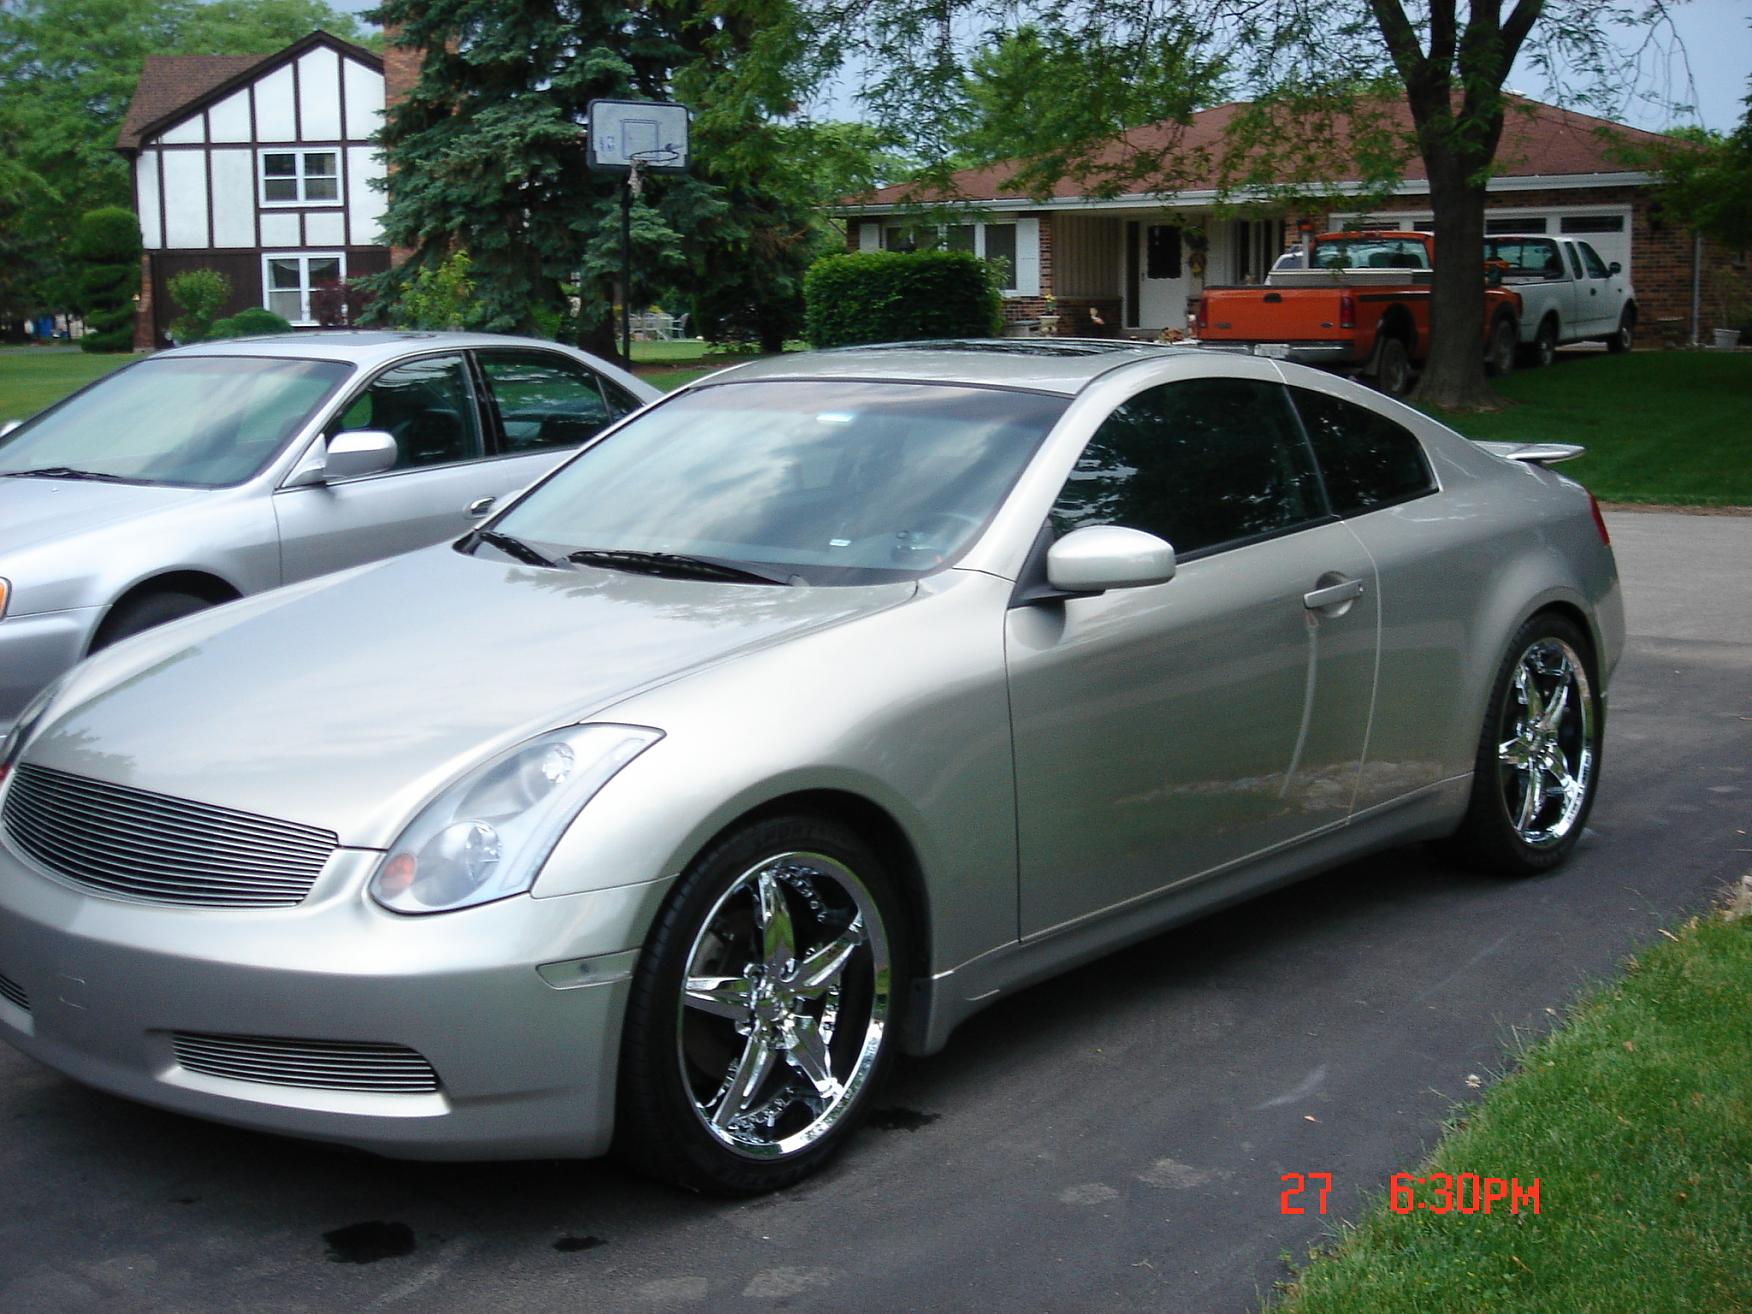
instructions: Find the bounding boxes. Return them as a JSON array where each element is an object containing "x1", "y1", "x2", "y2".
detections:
[
  {"x1": 0, "y1": 347, "x2": 135, "y2": 421},
  {"x1": 1422, "y1": 350, "x2": 1752, "y2": 507},
  {"x1": 1275, "y1": 908, "x2": 1752, "y2": 1314}
]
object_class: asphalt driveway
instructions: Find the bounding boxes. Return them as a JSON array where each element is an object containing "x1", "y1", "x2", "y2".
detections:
[{"x1": 0, "y1": 510, "x2": 1746, "y2": 1313}]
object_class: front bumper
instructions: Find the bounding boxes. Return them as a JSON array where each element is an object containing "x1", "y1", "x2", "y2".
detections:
[
  {"x1": 0, "y1": 836, "x2": 674, "y2": 1160},
  {"x1": 0, "y1": 607, "x2": 100, "y2": 734}
]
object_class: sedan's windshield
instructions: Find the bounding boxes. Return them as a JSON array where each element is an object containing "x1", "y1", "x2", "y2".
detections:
[
  {"x1": 0, "y1": 355, "x2": 352, "y2": 487},
  {"x1": 492, "y1": 379, "x2": 1069, "y2": 585}
]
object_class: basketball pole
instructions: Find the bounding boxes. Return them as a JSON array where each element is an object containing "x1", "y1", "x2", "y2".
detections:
[{"x1": 620, "y1": 159, "x2": 642, "y2": 366}]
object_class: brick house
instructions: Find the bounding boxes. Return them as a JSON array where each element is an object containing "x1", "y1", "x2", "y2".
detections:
[
  {"x1": 836, "y1": 96, "x2": 1737, "y2": 344},
  {"x1": 116, "y1": 30, "x2": 395, "y2": 347}
]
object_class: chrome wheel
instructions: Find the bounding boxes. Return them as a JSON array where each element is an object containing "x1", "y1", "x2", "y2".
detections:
[
  {"x1": 1495, "y1": 637, "x2": 1595, "y2": 849},
  {"x1": 677, "y1": 851, "x2": 891, "y2": 1159}
]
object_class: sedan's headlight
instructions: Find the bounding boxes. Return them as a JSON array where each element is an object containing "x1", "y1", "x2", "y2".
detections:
[
  {"x1": 0, "y1": 677, "x2": 65, "y2": 785},
  {"x1": 0, "y1": 577, "x2": 10, "y2": 620},
  {"x1": 369, "y1": 724, "x2": 662, "y2": 914}
]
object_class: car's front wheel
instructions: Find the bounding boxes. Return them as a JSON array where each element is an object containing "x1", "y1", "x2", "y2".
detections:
[
  {"x1": 1451, "y1": 615, "x2": 1602, "y2": 875},
  {"x1": 616, "y1": 815, "x2": 905, "y2": 1193}
]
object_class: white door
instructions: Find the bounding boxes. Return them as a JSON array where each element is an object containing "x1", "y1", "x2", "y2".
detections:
[{"x1": 1138, "y1": 223, "x2": 1192, "y2": 334}]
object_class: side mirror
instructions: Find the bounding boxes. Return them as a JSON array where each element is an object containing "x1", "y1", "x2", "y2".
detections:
[
  {"x1": 0, "y1": 420, "x2": 21, "y2": 439},
  {"x1": 1608, "y1": 261, "x2": 1622, "y2": 275},
  {"x1": 319, "y1": 429, "x2": 398, "y2": 482},
  {"x1": 1046, "y1": 525, "x2": 1177, "y2": 594}
]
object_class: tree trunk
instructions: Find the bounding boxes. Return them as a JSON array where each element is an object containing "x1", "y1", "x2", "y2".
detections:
[{"x1": 1411, "y1": 149, "x2": 1500, "y2": 410}]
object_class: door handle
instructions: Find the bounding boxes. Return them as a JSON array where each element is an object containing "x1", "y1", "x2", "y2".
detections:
[
  {"x1": 466, "y1": 496, "x2": 497, "y2": 519},
  {"x1": 1304, "y1": 577, "x2": 1365, "y2": 610}
]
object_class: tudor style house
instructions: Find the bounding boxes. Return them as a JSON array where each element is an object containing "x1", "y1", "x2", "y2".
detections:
[
  {"x1": 116, "y1": 31, "x2": 392, "y2": 348},
  {"x1": 835, "y1": 96, "x2": 1736, "y2": 346}
]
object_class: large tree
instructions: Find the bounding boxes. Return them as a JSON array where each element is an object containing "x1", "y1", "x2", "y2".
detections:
[
  {"x1": 814, "y1": 1, "x2": 1689, "y2": 408},
  {"x1": 0, "y1": 0, "x2": 373, "y2": 318},
  {"x1": 368, "y1": 0, "x2": 828, "y2": 359}
]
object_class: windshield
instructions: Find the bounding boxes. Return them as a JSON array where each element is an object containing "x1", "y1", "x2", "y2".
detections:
[
  {"x1": 1312, "y1": 237, "x2": 1429, "y2": 270},
  {"x1": 492, "y1": 379, "x2": 1069, "y2": 585},
  {"x1": 0, "y1": 355, "x2": 352, "y2": 487}
]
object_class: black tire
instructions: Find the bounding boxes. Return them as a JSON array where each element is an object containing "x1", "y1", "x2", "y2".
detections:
[
  {"x1": 615, "y1": 814, "x2": 908, "y2": 1194},
  {"x1": 1449, "y1": 613, "x2": 1603, "y2": 876},
  {"x1": 1486, "y1": 315, "x2": 1517, "y2": 377},
  {"x1": 1374, "y1": 336, "x2": 1412, "y2": 395},
  {"x1": 1605, "y1": 308, "x2": 1634, "y2": 353},
  {"x1": 1524, "y1": 316, "x2": 1558, "y2": 368},
  {"x1": 92, "y1": 590, "x2": 211, "y2": 650}
]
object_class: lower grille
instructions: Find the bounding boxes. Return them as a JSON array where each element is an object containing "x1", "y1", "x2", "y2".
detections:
[
  {"x1": 0, "y1": 970, "x2": 27, "y2": 1013},
  {"x1": 171, "y1": 1032, "x2": 440, "y2": 1093}
]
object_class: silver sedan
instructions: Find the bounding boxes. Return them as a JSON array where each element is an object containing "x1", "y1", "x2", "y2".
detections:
[
  {"x1": 0, "y1": 332, "x2": 656, "y2": 731},
  {"x1": 0, "y1": 342, "x2": 1621, "y2": 1193}
]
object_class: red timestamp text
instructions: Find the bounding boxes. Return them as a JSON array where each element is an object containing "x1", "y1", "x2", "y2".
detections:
[{"x1": 1390, "y1": 1172, "x2": 1541, "y2": 1215}]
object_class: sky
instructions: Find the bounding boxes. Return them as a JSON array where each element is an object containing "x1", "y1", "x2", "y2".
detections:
[{"x1": 328, "y1": 0, "x2": 1751, "y2": 134}]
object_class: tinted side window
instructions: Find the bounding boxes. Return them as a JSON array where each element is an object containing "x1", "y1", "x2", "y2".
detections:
[
  {"x1": 599, "y1": 376, "x2": 644, "y2": 419},
  {"x1": 329, "y1": 354, "x2": 483, "y2": 471},
  {"x1": 1577, "y1": 241, "x2": 1611, "y2": 279},
  {"x1": 477, "y1": 351, "x2": 612, "y2": 453},
  {"x1": 1050, "y1": 378, "x2": 1326, "y2": 556},
  {"x1": 1290, "y1": 388, "x2": 1436, "y2": 517}
]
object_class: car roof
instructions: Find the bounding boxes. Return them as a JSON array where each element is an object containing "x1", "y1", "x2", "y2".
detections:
[
  {"x1": 703, "y1": 340, "x2": 1199, "y2": 397},
  {"x1": 157, "y1": 331, "x2": 594, "y2": 370}
]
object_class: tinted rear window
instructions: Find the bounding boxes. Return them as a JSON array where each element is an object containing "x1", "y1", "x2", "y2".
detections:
[{"x1": 1290, "y1": 388, "x2": 1436, "y2": 517}]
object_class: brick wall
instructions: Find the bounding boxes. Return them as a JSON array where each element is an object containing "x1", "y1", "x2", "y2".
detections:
[
  {"x1": 1363, "y1": 187, "x2": 1733, "y2": 343},
  {"x1": 380, "y1": 25, "x2": 422, "y2": 268},
  {"x1": 133, "y1": 254, "x2": 156, "y2": 351}
]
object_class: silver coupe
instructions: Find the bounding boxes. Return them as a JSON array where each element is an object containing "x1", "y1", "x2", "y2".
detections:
[
  {"x1": 0, "y1": 332, "x2": 655, "y2": 731},
  {"x1": 0, "y1": 341, "x2": 1621, "y2": 1193}
]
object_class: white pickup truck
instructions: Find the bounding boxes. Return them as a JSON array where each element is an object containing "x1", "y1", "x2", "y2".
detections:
[{"x1": 1483, "y1": 234, "x2": 1637, "y2": 365}]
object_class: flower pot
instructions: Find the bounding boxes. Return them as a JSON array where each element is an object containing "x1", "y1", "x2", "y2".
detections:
[
  {"x1": 1036, "y1": 314, "x2": 1061, "y2": 336},
  {"x1": 1711, "y1": 328, "x2": 1742, "y2": 350}
]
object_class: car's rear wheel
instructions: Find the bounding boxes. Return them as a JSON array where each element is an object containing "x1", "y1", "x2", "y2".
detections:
[
  {"x1": 1486, "y1": 315, "x2": 1517, "y2": 377},
  {"x1": 1374, "y1": 336, "x2": 1412, "y2": 395},
  {"x1": 92, "y1": 590, "x2": 211, "y2": 650},
  {"x1": 1606, "y1": 308, "x2": 1635, "y2": 353},
  {"x1": 1451, "y1": 615, "x2": 1602, "y2": 875},
  {"x1": 615, "y1": 815, "x2": 905, "y2": 1193}
]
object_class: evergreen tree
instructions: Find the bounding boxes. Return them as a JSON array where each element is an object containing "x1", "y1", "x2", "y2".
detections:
[{"x1": 71, "y1": 206, "x2": 143, "y2": 353}]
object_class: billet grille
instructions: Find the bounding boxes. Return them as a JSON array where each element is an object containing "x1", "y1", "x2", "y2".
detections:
[
  {"x1": 2, "y1": 764, "x2": 338, "y2": 908},
  {"x1": 172, "y1": 1032, "x2": 440, "y2": 1094},
  {"x1": 0, "y1": 970, "x2": 27, "y2": 1014}
]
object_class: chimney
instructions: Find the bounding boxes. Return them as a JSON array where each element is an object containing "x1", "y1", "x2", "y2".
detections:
[{"x1": 379, "y1": 23, "x2": 423, "y2": 268}]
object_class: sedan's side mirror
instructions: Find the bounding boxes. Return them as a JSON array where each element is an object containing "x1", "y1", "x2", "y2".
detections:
[
  {"x1": 320, "y1": 429, "x2": 398, "y2": 482},
  {"x1": 1046, "y1": 525, "x2": 1177, "y2": 594},
  {"x1": 0, "y1": 420, "x2": 21, "y2": 439}
]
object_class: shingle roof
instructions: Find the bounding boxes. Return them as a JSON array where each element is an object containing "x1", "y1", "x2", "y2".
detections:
[
  {"x1": 847, "y1": 95, "x2": 1672, "y2": 209},
  {"x1": 115, "y1": 30, "x2": 385, "y2": 153}
]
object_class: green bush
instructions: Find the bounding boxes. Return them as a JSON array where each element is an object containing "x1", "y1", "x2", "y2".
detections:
[
  {"x1": 71, "y1": 206, "x2": 141, "y2": 353},
  {"x1": 209, "y1": 307, "x2": 294, "y2": 339},
  {"x1": 804, "y1": 250, "x2": 1004, "y2": 348},
  {"x1": 167, "y1": 268, "x2": 232, "y2": 343}
]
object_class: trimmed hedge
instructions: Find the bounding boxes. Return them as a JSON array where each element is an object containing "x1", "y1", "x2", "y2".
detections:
[
  {"x1": 71, "y1": 206, "x2": 142, "y2": 353},
  {"x1": 209, "y1": 307, "x2": 294, "y2": 339},
  {"x1": 804, "y1": 249, "x2": 1004, "y2": 348}
]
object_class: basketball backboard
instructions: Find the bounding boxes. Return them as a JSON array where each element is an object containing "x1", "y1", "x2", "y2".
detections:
[{"x1": 586, "y1": 99, "x2": 691, "y2": 174}]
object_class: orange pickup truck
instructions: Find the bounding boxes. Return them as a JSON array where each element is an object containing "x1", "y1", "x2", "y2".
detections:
[{"x1": 1196, "y1": 232, "x2": 1522, "y2": 394}]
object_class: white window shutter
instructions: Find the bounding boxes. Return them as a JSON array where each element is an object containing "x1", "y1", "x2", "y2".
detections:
[
  {"x1": 858, "y1": 222, "x2": 881, "y2": 252},
  {"x1": 1015, "y1": 217, "x2": 1041, "y2": 295}
]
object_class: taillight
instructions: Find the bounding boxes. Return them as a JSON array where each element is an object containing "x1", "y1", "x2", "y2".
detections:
[
  {"x1": 1339, "y1": 290, "x2": 1357, "y2": 330},
  {"x1": 1588, "y1": 492, "x2": 1610, "y2": 546},
  {"x1": 1196, "y1": 297, "x2": 1209, "y2": 334}
]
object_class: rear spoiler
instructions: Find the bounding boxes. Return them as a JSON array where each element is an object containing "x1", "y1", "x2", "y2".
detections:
[{"x1": 1476, "y1": 440, "x2": 1586, "y2": 466}]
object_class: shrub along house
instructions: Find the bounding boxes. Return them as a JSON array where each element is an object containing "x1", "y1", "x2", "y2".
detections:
[
  {"x1": 116, "y1": 30, "x2": 393, "y2": 347},
  {"x1": 834, "y1": 96, "x2": 1733, "y2": 345}
]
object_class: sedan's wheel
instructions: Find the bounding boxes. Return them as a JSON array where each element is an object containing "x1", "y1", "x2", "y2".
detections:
[
  {"x1": 1374, "y1": 337, "x2": 1412, "y2": 395},
  {"x1": 1451, "y1": 615, "x2": 1602, "y2": 875},
  {"x1": 1606, "y1": 308, "x2": 1635, "y2": 354},
  {"x1": 616, "y1": 816, "x2": 904, "y2": 1193},
  {"x1": 92, "y1": 590, "x2": 212, "y2": 650}
]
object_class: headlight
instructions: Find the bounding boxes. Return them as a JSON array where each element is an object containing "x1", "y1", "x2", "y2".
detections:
[
  {"x1": 0, "y1": 577, "x2": 10, "y2": 620},
  {"x1": 368, "y1": 723, "x2": 661, "y2": 915},
  {"x1": 0, "y1": 677, "x2": 65, "y2": 785}
]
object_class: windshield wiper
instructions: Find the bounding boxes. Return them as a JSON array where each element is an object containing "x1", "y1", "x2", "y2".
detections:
[
  {"x1": 467, "y1": 529, "x2": 563, "y2": 569},
  {"x1": 567, "y1": 549, "x2": 795, "y2": 586},
  {"x1": 1, "y1": 466, "x2": 135, "y2": 483}
]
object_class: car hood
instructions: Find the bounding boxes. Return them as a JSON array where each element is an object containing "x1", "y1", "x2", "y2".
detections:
[
  {"x1": 0, "y1": 477, "x2": 208, "y2": 555},
  {"x1": 27, "y1": 545, "x2": 916, "y2": 846}
]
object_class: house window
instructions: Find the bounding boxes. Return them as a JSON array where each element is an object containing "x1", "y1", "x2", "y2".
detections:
[
  {"x1": 881, "y1": 221, "x2": 1020, "y2": 292},
  {"x1": 260, "y1": 151, "x2": 340, "y2": 205},
  {"x1": 264, "y1": 253, "x2": 344, "y2": 325}
]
